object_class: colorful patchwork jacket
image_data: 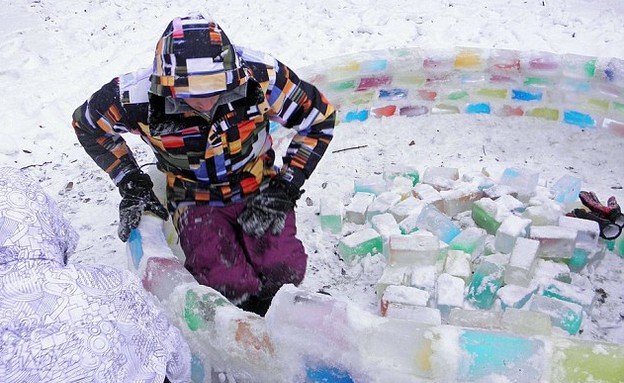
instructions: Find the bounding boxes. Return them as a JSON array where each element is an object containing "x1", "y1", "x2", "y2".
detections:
[{"x1": 72, "y1": 47, "x2": 335, "y2": 210}]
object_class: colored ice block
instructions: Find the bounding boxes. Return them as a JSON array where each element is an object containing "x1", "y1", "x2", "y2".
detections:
[
  {"x1": 458, "y1": 329, "x2": 546, "y2": 382},
  {"x1": 344, "y1": 192, "x2": 375, "y2": 224},
  {"x1": 504, "y1": 237, "x2": 540, "y2": 287},
  {"x1": 472, "y1": 198, "x2": 504, "y2": 235},
  {"x1": 305, "y1": 364, "x2": 354, "y2": 383},
  {"x1": 383, "y1": 163, "x2": 420, "y2": 186},
  {"x1": 357, "y1": 75, "x2": 392, "y2": 90},
  {"x1": 184, "y1": 287, "x2": 233, "y2": 332},
  {"x1": 431, "y1": 104, "x2": 460, "y2": 114},
  {"x1": 344, "y1": 110, "x2": 369, "y2": 122},
  {"x1": 526, "y1": 107, "x2": 560, "y2": 121},
  {"x1": 564, "y1": 110, "x2": 596, "y2": 128},
  {"x1": 399, "y1": 105, "x2": 429, "y2": 117},
  {"x1": 551, "y1": 174, "x2": 582, "y2": 204},
  {"x1": 530, "y1": 294, "x2": 583, "y2": 335},
  {"x1": 476, "y1": 88, "x2": 508, "y2": 99},
  {"x1": 338, "y1": 228, "x2": 383, "y2": 264},
  {"x1": 354, "y1": 175, "x2": 388, "y2": 195},
  {"x1": 551, "y1": 338, "x2": 624, "y2": 383},
  {"x1": 320, "y1": 197, "x2": 343, "y2": 234},
  {"x1": 465, "y1": 102, "x2": 491, "y2": 114},
  {"x1": 128, "y1": 228, "x2": 144, "y2": 270},
  {"x1": 379, "y1": 88, "x2": 408, "y2": 100},
  {"x1": 496, "y1": 284, "x2": 536, "y2": 310},
  {"x1": 415, "y1": 204, "x2": 461, "y2": 244},
  {"x1": 449, "y1": 227, "x2": 487, "y2": 259},
  {"x1": 541, "y1": 279, "x2": 596, "y2": 312},
  {"x1": 499, "y1": 167, "x2": 540, "y2": 197},
  {"x1": 465, "y1": 261, "x2": 504, "y2": 310},
  {"x1": 511, "y1": 89, "x2": 543, "y2": 101},
  {"x1": 371, "y1": 105, "x2": 397, "y2": 118},
  {"x1": 142, "y1": 257, "x2": 198, "y2": 302}
]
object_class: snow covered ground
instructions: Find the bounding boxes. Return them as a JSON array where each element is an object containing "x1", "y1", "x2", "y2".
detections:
[{"x1": 1, "y1": 0, "x2": 623, "y2": 368}]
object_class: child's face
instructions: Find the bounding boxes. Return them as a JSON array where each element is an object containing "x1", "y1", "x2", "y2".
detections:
[{"x1": 183, "y1": 95, "x2": 220, "y2": 112}]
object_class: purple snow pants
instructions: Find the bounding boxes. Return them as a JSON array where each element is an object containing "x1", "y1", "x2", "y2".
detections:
[{"x1": 176, "y1": 201, "x2": 307, "y2": 304}]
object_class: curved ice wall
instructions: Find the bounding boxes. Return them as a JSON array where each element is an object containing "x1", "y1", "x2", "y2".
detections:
[{"x1": 298, "y1": 47, "x2": 624, "y2": 136}]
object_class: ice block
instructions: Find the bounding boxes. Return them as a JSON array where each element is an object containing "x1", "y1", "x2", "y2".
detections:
[
  {"x1": 448, "y1": 309, "x2": 503, "y2": 331},
  {"x1": 465, "y1": 261, "x2": 504, "y2": 310},
  {"x1": 422, "y1": 166, "x2": 459, "y2": 191},
  {"x1": 529, "y1": 225, "x2": 577, "y2": 260},
  {"x1": 354, "y1": 175, "x2": 388, "y2": 196},
  {"x1": 443, "y1": 250, "x2": 472, "y2": 282},
  {"x1": 320, "y1": 196, "x2": 344, "y2": 234},
  {"x1": 496, "y1": 284, "x2": 536, "y2": 310},
  {"x1": 344, "y1": 192, "x2": 375, "y2": 224},
  {"x1": 436, "y1": 273, "x2": 466, "y2": 319},
  {"x1": 338, "y1": 228, "x2": 383, "y2": 264},
  {"x1": 540, "y1": 279, "x2": 596, "y2": 312},
  {"x1": 551, "y1": 174, "x2": 582, "y2": 204},
  {"x1": 449, "y1": 227, "x2": 487, "y2": 259},
  {"x1": 388, "y1": 232, "x2": 440, "y2": 267},
  {"x1": 551, "y1": 337, "x2": 624, "y2": 383},
  {"x1": 499, "y1": 167, "x2": 540, "y2": 198},
  {"x1": 501, "y1": 308, "x2": 552, "y2": 336},
  {"x1": 504, "y1": 237, "x2": 540, "y2": 287},
  {"x1": 494, "y1": 215, "x2": 532, "y2": 254},
  {"x1": 366, "y1": 191, "x2": 402, "y2": 220},
  {"x1": 142, "y1": 257, "x2": 199, "y2": 302},
  {"x1": 415, "y1": 204, "x2": 461, "y2": 244},
  {"x1": 530, "y1": 294, "x2": 583, "y2": 335}
]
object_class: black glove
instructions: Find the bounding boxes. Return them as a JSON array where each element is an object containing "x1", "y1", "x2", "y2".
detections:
[
  {"x1": 567, "y1": 208, "x2": 622, "y2": 240},
  {"x1": 117, "y1": 172, "x2": 169, "y2": 242},
  {"x1": 237, "y1": 178, "x2": 303, "y2": 238}
]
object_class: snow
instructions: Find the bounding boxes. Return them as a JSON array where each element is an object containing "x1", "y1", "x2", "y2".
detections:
[{"x1": 2, "y1": 0, "x2": 624, "y2": 380}]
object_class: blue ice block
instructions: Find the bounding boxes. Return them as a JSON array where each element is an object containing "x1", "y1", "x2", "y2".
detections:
[
  {"x1": 465, "y1": 102, "x2": 491, "y2": 114},
  {"x1": 415, "y1": 204, "x2": 461, "y2": 244},
  {"x1": 128, "y1": 229, "x2": 144, "y2": 269},
  {"x1": 191, "y1": 354, "x2": 206, "y2": 383},
  {"x1": 458, "y1": 329, "x2": 545, "y2": 382},
  {"x1": 563, "y1": 110, "x2": 596, "y2": 128},
  {"x1": 379, "y1": 88, "x2": 408, "y2": 100},
  {"x1": 511, "y1": 89, "x2": 543, "y2": 101},
  {"x1": 344, "y1": 110, "x2": 369, "y2": 122},
  {"x1": 361, "y1": 59, "x2": 388, "y2": 73},
  {"x1": 551, "y1": 174, "x2": 582, "y2": 204},
  {"x1": 306, "y1": 364, "x2": 354, "y2": 383}
]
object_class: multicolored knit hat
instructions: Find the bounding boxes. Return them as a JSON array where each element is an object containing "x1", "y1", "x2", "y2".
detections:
[{"x1": 150, "y1": 14, "x2": 250, "y2": 99}]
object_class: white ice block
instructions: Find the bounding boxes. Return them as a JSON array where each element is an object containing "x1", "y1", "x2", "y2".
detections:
[
  {"x1": 383, "y1": 303, "x2": 442, "y2": 325},
  {"x1": 370, "y1": 213, "x2": 401, "y2": 240},
  {"x1": 534, "y1": 259, "x2": 572, "y2": 283},
  {"x1": 436, "y1": 273, "x2": 466, "y2": 318},
  {"x1": 522, "y1": 200, "x2": 564, "y2": 226},
  {"x1": 412, "y1": 183, "x2": 444, "y2": 210},
  {"x1": 501, "y1": 308, "x2": 552, "y2": 336},
  {"x1": 499, "y1": 166, "x2": 540, "y2": 198},
  {"x1": 448, "y1": 309, "x2": 503, "y2": 330},
  {"x1": 422, "y1": 166, "x2": 459, "y2": 191},
  {"x1": 529, "y1": 225, "x2": 577, "y2": 260},
  {"x1": 388, "y1": 197, "x2": 427, "y2": 222},
  {"x1": 376, "y1": 265, "x2": 412, "y2": 297},
  {"x1": 366, "y1": 191, "x2": 402, "y2": 220},
  {"x1": 551, "y1": 174, "x2": 582, "y2": 204},
  {"x1": 494, "y1": 215, "x2": 532, "y2": 254},
  {"x1": 345, "y1": 192, "x2": 376, "y2": 224},
  {"x1": 504, "y1": 237, "x2": 540, "y2": 287},
  {"x1": 381, "y1": 285, "x2": 430, "y2": 308},
  {"x1": 443, "y1": 250, "x2": 472, "y2": 282},
  {"x1": 558, "y1": 215, "x2": 600, "y2": 249},
  {"x1": 409, "y1": 265, "x2": 437, "y2": 293},
  {"x1": 389, "y1": 232, "x2": 440, "y2": 267}
]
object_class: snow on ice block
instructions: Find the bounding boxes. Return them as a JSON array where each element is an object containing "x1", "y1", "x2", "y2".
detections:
[
  {"x1": 344, "y1": 192, "x2": 375, "y2": 224},
  {"x1": 338, "y1": 228, "x2": 383, "y2": 264},
  {"x1": 388, "y1": 232, "x2": 440, "y2": 267},
  {"x1": 436, "y1": 273, "x2": 466, "y2": 319},
  {"x1": 457, "y1": 329, "x2": 546, "y2": 382},
  {"x1": 471, "y1": 195, "x2": 523, "y2": 235},
  {"x1": 530, "y1": 294, "x2": 583, "y2": 335},
  {"x1": 465, "y1": 261, "x2": 504, "y2": 310},
  {"x1": 320, "y1": 197, "x2": 343, "y2": 234},
  {"x1": 529, "y1": 225, "x2": 577, "y2": 260},
  {"x1": 499, "y1": 167, "x2": 540, "y2": 198},
  {"x1": 443, "y1": 250, "x2": 472, "y2": 282},
  {"x1": 381, "y1": 285, "x2": 430, "y2": 309},
  {"x1": 522, "y1": 200, "x2": 565, "y2": 226},
  {"x1": 142, "y1": 257, "x2": 198, "y2": 302},
  {"x1": 415, "y1": 204, "x2": 461, "y2": 244},
  {"x1": 354, "y1": 175, "x2": 388, "y2": 196},
  {"x1": 558, "y1": 214, "x2": 600, "y2": 249},
  {"x1": 449, "y1": 227, "x2": 487, "y2": 259},
  {"x1": 366, "y1": 191, "x2": 402, "y2": 220},
  {"x1": 551, "y1": 338, "x2": 624, "y2": 383},
  {"x1": 540, "y1": 279, "x2": 596, "y2": 312},
  {"x1": 496, "y1": 284, "x2": 536, "y2": 310},
  {"x1": 412, "y1": 183, "x2": 444, "y2": 210},
  {"x1": 439, "y1": 185, "x2": 483, "y2": 217},
  {"x1": 422, "y1": 166, "x2": 459, "y2": 191},
  {"x1": 388, "y1": 197, "x2": 426, "y2": 222},
  {"x1": 375, "y1": 265, "x2": 411, "y2": 297},
  {"x1": 383, "y1": 163, "x2": 420, "y2": 186},
  {"x1": 501, "y1": 308, "x2": 552, "y2": 336},
  {"x1": 371, "y1": 213, "x2": 401, "y2": 240},
  {"x1": 551, "y1": 174, "x2": 582, "y2": 204},
  {"x1": 494, "y1": 215, "x2": 532, "y2": 254},
  {"x1": 409, "y1": 265, "x2": 437, "y2": 293},
  {"x1": 504, "y1": 237, "x2": 540, "y2": 287}
]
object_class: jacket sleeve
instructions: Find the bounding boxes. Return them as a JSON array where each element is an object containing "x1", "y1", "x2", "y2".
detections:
[
  {"x1": 267, "y1": 60, "x2": 336, "y2": 190},
  {"x1": 72, "y1": 77, "x2": 144, "y2": 185}
]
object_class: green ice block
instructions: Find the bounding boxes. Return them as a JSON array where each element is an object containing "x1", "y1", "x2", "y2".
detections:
[
  {"x1": 471, "y1": 203, "x2": 501, "y2": 235},
  {"x1": 476, "y1": 88, "x2": 508, "y2": 99},
  {"x1": 338, "y1": 228, "x2": 383, "y2": 264},
  {"x1": 465, "y1": 261, "x2": 504, "y2": 310},
  {"x1": 184, "y1": 288, "x2": 231, "y2": 331},
  {"x1": 552, "y1": 338, "x2": 624, "y2": 383},
  {"x1": 320, "y1": 215, "x2": 342, "y2": 234},
  {"x1": 527, "y1": 107, "x2": 560, "y2": 121}
]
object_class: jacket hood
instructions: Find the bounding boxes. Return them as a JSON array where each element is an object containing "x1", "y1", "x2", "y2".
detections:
[
  {"x1": 0, "y1": 167, "x2": 78, "y2": 267},
  {"x1": 150, "y1": 13, "x2": 251, "y2": 99}
]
